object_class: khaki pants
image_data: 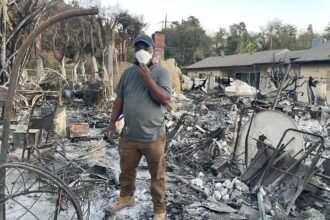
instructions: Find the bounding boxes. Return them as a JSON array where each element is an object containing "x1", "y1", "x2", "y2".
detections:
[{"x1": 118, "y1": 134, "x2": 166, "y2": 213}]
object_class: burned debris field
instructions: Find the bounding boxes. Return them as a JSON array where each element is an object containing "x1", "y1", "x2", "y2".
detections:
[
  {"x1": 1, "y1": 80, "x2": 330, "y2": 219},
  {"x1": 1, "y1": 1, "x2": 330, "y2": 219}
]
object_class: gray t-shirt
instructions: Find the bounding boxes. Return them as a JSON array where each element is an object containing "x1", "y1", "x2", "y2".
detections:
[{"x1": 115, "y1": 64, "x2": 172, "y2": 142}]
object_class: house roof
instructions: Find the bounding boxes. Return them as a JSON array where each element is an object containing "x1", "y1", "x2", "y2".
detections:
[
  {"x1": 185, "y1": 49, "x2": 289, "y2": 69},
  {"x1": 184, "y1": 41, "x2": 330, "y2": 70},
  {"x1": 293, "y1": 41, "x2": 330, "y2": 63}
]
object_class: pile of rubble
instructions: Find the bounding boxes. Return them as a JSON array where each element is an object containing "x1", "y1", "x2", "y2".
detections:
[{"x1": 163, "y1": 90, "x2": 330, "y2": 220}]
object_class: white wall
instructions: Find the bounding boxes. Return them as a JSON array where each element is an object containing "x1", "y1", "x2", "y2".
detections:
[{"x1": 297, "y1": 63, "x2": 330, "y2": 104}]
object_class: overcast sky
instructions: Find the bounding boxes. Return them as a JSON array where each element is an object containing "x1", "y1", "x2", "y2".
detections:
[{"x1": 100, "y1": 0, "x2": 330, "y2": 35}]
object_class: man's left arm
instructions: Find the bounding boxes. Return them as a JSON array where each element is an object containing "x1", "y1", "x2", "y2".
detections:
[{"x1": 138, "y1": 64, "x2": 171, "y2": 105}]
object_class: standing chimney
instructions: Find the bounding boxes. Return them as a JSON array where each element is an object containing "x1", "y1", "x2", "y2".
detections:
[{"x1": 152, "y1": 32, "x2": 165, "y2": 63}]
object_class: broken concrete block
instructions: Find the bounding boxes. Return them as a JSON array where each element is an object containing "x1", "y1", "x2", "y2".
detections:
[
  {"x1": 220, "y1": 188, "x2": 229, "y2": 197},
  {"x1": 215, "y1": 182, "x2": 223, "y2": 189},
  {"x1": 204, "y1": 187, "x2": 212, "y2": 196},
  {"x1": 223, "y1": 179, "x2": 233, "y2": 189},
  {"x1": 222, "y1": 194, "x2": 230, "y2": 201},
  {"x1": 230, "y1": 189, "x2": 242, "y2": 200},
  {"x1": 191, "y1": 178, "x2": 203, "y2": 188},
  {"x1": 234, "y1": 179, "x2": 250, "y2": 192},
  {"x1": 214, "y1": 191, "x2": 222, "y2": 201}
]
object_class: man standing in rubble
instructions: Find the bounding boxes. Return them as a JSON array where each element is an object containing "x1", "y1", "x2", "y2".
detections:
[{"x1": 106, "y1": 34, "x2": 172, "y2": 220}]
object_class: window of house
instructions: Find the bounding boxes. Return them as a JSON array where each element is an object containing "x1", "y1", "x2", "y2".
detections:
[
  {"x1": 199, "y1": 73, "x2": 206, "y2": 79},
  {"x1": 235, "y1": 72, "x2": 260, "y2": 89},
  {"x1": 215, "y1": 76, "x2": 221, "y2": 83}
]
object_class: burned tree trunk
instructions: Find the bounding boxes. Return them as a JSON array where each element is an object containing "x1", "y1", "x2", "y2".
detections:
[
  {"x1": 80, "y1": 58, "x2": 87, "y2": 81},
  {"x1": 35, "y1": 34, "x2": 44, "y2": 77},
  {"x1": 90, "y1": 18, "x2": 99, "y2": 79},
  {"x1": 73, "y1": 60, "x2": 79, "y2": 81},
  {"x1": 0, "y1": 0, "x2": 8, "y2": 82},
  {"x1": 52, "y1": 21, "x2": 70, "y2": 80},
  {"x1": 60, "y1": 56, "x2": 66, "y2": 79}
]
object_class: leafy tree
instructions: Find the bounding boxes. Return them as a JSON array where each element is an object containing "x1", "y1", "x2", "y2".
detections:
[
  {"x1": 182, "y1": 16, "x2": 200, "y2": 27},
  {"x1": 225, "y1": 22, "x2": 258, "y2": 54},
  {"x1": 162, "y1": 16, "x2": 212, "y2": 67},
  {"x1": 245, "y1": 36, "x2": 259, "y2": 53},
  {"x1": 225, "y1": 35, "x2": 240, "y2": 55},
  {"x1": 226, "y1": 22, "x2": 246, "y2": 54},
  {"x1": 260, "y1": 19, "x2": 298, "y2": 50},
  {"x1": 117, "y1": 12, "x2": 145, "y2": 61},
  {"x1": 212, "y1": 27, "x2": 227, "y2": 56},
  {"x1": 254, "y1": 32, "x2": 269, "y2": 51},
  {"x1": 296, "y1": 24, "x2": 317, "y2": 49},
  {"x1": 324, "y1": 23, "x2": 330, "y2": 40}
]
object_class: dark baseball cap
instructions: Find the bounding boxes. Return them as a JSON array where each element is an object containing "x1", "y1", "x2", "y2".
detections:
[{"x1": 133, "y1": 34, "x2": 154, "y2": 47}]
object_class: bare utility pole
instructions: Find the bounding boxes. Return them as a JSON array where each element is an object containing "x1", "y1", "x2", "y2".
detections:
[{"x1": 158, "y1": 14, "x2": 175, "y2": 30}]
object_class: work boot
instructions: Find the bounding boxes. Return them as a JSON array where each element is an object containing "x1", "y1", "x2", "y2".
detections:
[
  {"x1": 106, "y1": 196, "x2": 135, "y2": 213},
  {"x1": 153, "y1": 212, "x2": 166, "y2": 220}
]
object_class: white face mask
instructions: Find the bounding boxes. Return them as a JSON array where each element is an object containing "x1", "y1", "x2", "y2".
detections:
[{"x1": 135, "y1": 50, "x2": 152, "y2": 64}]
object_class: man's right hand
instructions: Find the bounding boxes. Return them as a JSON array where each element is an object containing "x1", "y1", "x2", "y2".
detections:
[{"x1": 106, "y1": 122, "x2": 116, "y2": 142}]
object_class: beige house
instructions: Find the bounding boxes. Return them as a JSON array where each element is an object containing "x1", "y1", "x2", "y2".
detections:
[{"x1": 184, "y1": 42, "x2": 330, "y2": 104}]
